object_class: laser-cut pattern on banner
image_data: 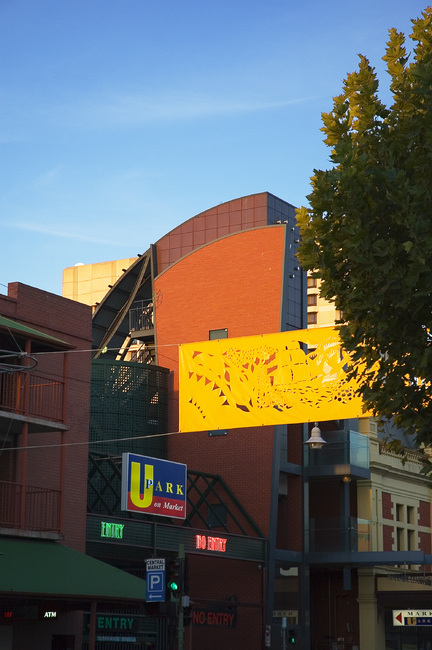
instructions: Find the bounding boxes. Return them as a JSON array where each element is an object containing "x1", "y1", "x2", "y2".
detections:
[{"x1": 179, "y1": 327, "x2": 369, "y2": 432}]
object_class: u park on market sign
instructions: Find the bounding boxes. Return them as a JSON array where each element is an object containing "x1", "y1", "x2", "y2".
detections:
[{"x1": 121, "y1": 453, "x2": 187, "y2": 520}]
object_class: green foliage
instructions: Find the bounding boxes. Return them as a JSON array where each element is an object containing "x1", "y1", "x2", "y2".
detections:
[{"x1": 297, "y1": 8, "x2": 432, "y2": 448}]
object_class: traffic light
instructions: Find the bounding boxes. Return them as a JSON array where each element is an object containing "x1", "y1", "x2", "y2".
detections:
[
  {"x1": 166, "y1": 558, "x2": 182, "y2": 600},
  {"x1": 288, "y1": 629, "x2": 297, "y2": 644}
]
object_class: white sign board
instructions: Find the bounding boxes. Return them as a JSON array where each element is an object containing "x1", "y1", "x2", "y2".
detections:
[{"x1": 393, "y1": 610, "x2": 432, "y2": 626}]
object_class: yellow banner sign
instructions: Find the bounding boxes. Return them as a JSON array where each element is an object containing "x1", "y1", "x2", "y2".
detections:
[{"x1": 179, "y1": 327, "x2": 368, "y2": 432}]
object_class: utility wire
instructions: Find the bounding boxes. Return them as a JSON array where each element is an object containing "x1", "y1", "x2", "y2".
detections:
[{"x1": 0, "y1": 428, "x2": 201, "y2": 453}]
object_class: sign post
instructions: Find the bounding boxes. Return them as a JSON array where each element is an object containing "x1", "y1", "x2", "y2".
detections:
[{"x1": 177, "y1": 544, "x2": 185, "y2": 650}]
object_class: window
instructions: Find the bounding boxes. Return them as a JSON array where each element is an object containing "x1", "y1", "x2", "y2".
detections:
[
  {"x1": 307, "y1": 312, "x2": 318, "y2": 325},
  {"x1": 394, "y1": 503, "x2": 418, "y2": 554},
  {"x1": 209, "y1": 328, "x2": 228, "y2": 340},
  {"x1": 307, "y1": 277, "x2": 317, "y2": 288},
  {"x1": 208, "y1": 503, "x2": 227, "y2": 528},
  {"x1": 396, "y1": 527, "x2": 405, "y2": 551},
  {"x1": 307, "y1": 294, "x2": 317, "y2": 307},
  {"x1": 407, "y1": 505, "x2": 415, "y2": 524},
  {"x1": 396, "y1": 503, "x2": 404, "y2": 522},
  {"x1": 408, "y1": 529, "x2": 416, "y2": 551}
]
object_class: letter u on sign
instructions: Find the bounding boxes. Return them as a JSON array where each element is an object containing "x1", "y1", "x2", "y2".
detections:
[{"x1": 130, "y1": 462, "x2": 154, "y2": 508}]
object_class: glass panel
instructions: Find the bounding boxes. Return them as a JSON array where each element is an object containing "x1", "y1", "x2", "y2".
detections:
[
  {"x1": 308, "y1": 517, "x2": 371, "y2": 552},
  {"x1": 348, "y1": 431, "x2": 369, "y2": 470},
  {"x1": 308, "y1": 430, "x2": 369, "y2": 471}
]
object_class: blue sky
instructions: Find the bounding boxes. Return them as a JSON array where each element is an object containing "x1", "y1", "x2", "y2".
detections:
[{"x1": 0, "y1": 0, "x2": 428, "y2": 296}]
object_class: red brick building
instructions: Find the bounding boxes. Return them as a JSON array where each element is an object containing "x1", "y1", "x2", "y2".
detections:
[{"x1": 0, "y1": 283, "x2": 147, "y2": 650}]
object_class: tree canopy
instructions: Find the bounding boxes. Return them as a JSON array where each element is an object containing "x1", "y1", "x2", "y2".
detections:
[{"x1": 296, "y1": 7, "x2": 432, "y2": 450}]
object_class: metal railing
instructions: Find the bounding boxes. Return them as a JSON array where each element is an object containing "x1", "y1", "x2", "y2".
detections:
[
  {"x1": 0, "y1": 480, "x2": 61, "y2": 532},
  {"x1": 129, "y1": 300, "x2": 154, "y2": 332},
  {"x1": 0, "y1": 372, "x2": 64, "y2": 421}
]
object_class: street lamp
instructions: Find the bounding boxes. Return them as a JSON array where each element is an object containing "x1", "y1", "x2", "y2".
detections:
[{"x1": 305, "y1": 422, "x2": 327, "y2": 450}]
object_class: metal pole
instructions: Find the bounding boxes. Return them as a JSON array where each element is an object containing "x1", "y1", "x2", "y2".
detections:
[
  {"x1": 89, "y1": 601, "x2": 97, "y2": 650},
  {"x1": 281, "y1": 616, "x2": 287, "y2": 650},
  {"x1": 178, "y1": 544, "x2": 185, "y2": 650}
]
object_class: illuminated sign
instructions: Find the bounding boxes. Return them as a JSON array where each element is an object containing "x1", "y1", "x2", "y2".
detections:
[
  {"x1": 2, "y1": 607, "x2": 38, "y2": 621},
  {"x1": 100, "y1": 521, "x2": 124, "y2": 539},
  {"x1": 195, "y1": 534, "x2": 227, "y2": 552},
  {"x1": 121, "y1": 453, "x2": 187, "y2": 520},
  {"x1": 97, "y1": 616, "x2": 136, "y2": 632},
  {"x1": 393, "y1": 610, "x2": 432, "y2": 626},
  {"x1": 43, "y1": 611, "x2": 57, "y2": 618},
  {"x1": 192, "y1": 607, "x2": 237, "y2": 628}
]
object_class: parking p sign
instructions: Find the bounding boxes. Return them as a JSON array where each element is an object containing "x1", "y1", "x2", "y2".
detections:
[{"x1": 146, "y1": 558, "x2": 165, "y2": 602}]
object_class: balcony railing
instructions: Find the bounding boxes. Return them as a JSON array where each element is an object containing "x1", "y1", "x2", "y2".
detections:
[
  {"x1": 0, "y1": 480, "x2": 61, "y2": 532},
  {"x1": 309, "y1": 517, "x2": 371, "y2": 553},
  {"x1": 129, "y1": 300, "x2": 154, "y2": 332},
  {"x1": 0, "y1": 372, "x2": 64, "y2": 421}
]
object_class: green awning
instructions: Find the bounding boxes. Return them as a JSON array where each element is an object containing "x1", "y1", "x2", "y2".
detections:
[
  {"x1": 0, "y1": 315, "x2": 73, "y2": 350},
  {"x1": 0, "y1": 538, "x2": 146, "y2": 602}
]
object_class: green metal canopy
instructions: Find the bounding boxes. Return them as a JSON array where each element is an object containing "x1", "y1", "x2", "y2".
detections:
[
  {"x1": 0, "y1": 538, "x2": 146, "y2": 602},
  {"x1": 0, "y1": 315, "x2": 73, "y2": 350}
]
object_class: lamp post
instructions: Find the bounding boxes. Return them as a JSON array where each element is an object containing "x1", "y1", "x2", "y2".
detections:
[
  {"x1": 305, "y1": 423, "x2": 327, "y2": 450},
  {"x1": 303, "y1": 422, "x2": 327, "y2": 650}
]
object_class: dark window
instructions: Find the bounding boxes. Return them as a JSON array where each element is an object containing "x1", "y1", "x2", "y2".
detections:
[
  {"x1": 208, "y1": 503, "x2": 227, "y2": 528},
  {"x1": 209, "y1": 328, "x2": 228, "y2": 340}
]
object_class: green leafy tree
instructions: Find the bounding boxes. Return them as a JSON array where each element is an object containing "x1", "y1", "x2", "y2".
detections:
[{"x1": 297, "y1": 7, "x2": 432, "y2": 450}]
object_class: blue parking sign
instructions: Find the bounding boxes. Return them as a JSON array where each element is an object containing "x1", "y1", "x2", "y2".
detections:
[{"x1": 146, "y1": 559, "x2": 165, "y2": 602}]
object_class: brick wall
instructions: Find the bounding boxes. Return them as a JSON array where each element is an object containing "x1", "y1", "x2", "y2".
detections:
[
  {"x1": 0, "y1": 283, "x2": 92, "y2": 551},
  {"x1": 188, "y1": 555, "x2": 263, "y2": 650},
  {"x1": 419, "y1": 531, "x2": 431, "y2": 554},
  {"x1": 155, "y1": 226, "x2": 286, "y2": 536},
  {"x1": 382, "y1": 491, "x2": 393, "y2": 520},
  {"x1": 383, "y1": 524, "x2": 394, "y2": 551},
  {"x1": 419, "y1": 500, "x2": 431, "y2": 528},
  {"x1": 155, "y1": 192, "x2": 270, "y2": 272}
]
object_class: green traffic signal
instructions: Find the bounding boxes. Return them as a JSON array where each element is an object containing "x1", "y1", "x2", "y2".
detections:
[{"x1": 167, "y1": 558, "x2": 182, "y2": 597}]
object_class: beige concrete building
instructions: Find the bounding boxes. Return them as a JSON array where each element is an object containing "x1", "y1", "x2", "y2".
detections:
[{"x1": 63, "y1": 258, "x2": 137, "y2": 308}]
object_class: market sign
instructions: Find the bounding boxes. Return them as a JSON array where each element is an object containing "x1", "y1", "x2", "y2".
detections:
[
  {"x1": 121, "y1": 453, "x2": 187, "y2": 519},
  {"x1": 393, "y1": 610, "x2": 432, "y2": 626}
]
